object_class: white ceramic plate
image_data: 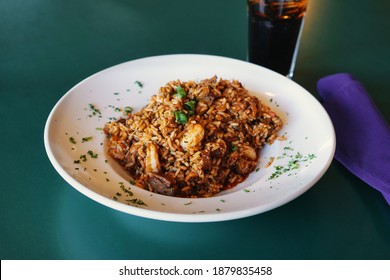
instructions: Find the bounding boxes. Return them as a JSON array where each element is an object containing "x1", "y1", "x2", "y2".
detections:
[{"x1": 44, "y1": 54, "x2": 335, "y2": 222}]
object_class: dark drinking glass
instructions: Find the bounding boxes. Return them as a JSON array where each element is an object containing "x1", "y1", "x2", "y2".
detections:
[{"x1": 248, "y1": 0, "x2": 309, "y2": 78}]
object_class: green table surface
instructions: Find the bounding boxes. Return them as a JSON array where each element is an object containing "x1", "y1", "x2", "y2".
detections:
[{"x1": 1, "y1": 0, "x2": 389, "y2": 260}]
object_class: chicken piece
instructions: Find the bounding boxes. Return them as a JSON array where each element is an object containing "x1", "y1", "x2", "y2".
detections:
[
  {"x1": 241, "y1": 145, "x2": 257, "y2": 160},
  {"x1": 145, "y1": 142, "x2": 160, "y2": 173},
  {"x1": 180, "y1": 123, "x2": 205, "y2": 152},
  {"x1": 236, "y1": 158, "x2": 257, "y2": 175}
]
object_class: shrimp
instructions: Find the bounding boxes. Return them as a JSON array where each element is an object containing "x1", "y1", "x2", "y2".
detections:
[
  {"x1": 180, "y1": 123, "x2": 205, "y2": 152},
  {"x1": 145, "y1": 142, "x2": 160, "y2": 173}
]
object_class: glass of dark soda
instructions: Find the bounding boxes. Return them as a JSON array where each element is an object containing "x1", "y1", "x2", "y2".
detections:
[{"x1": 247, "y1": 0, "x2": 309, "y2": 78}]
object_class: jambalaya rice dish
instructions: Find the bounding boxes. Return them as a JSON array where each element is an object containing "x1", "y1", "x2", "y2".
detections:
[{"x1": 104, "y1": 76, "x2": 283, "y2": 198}]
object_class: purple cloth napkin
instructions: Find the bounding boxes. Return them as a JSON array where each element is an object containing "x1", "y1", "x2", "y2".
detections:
[{"x1": 317, "y1": 73, "x2": 390, "y2": 205}]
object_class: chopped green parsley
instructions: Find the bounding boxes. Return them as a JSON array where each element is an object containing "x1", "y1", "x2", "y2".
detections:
[
  {"x1": 134, "y1": 80, "x2": 143, "y2": 88},
  {"x1": 175, "y1": 86, "x2": 187, "y2": 99},
  {"x1": 119, "y1": 182, "x2": 134, "y2": 196},
  {"x1": 124, "y1": 106, "x2": 133, "y2": 114},
  {"x1": 268, "y1": 150, "x2": 317, "y2": 180},
  {"x1": 88, "y1": 104, "x2": 102, "y2": 117},
  {"x1": 184, "y1": 100, "x2": 197, "y2": 115},
  {"x1": 87, "y1": 150, "x2": 98, "y2": 158},
  {"x1": 173, "y1": 110, "x2": 188, "y2": 124},
  {"x1": 127, "y1": 198, "x2": 147, "y2": 206},
  {"x1": 82, "y1": 136, "x2": 93, "y2": 142}
]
